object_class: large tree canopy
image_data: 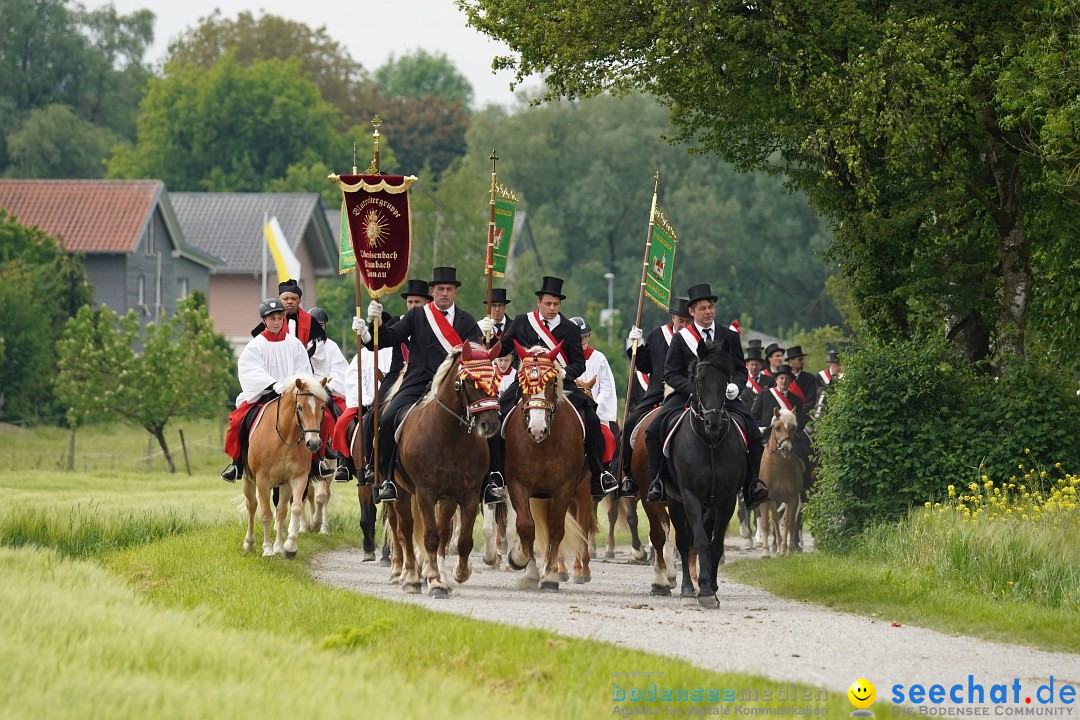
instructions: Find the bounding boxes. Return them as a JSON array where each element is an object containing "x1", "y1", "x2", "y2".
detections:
[
  {"x1": 461, "y1": 0, "x2": 1080, "y2": 364},
  {"x1": 107, "y1": 56, "x2": 345, "y2": 191}
]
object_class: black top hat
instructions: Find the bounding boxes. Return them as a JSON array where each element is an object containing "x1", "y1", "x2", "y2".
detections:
[
  {"x1": 668, "y1": 296, "x2": 691, "y2": 318},
  {"x1": 686, "y1": 283, "x2": 718, "y2": 307},
  {"x1": 747, "y1": 338, "x2": 763, "y2": 349},
  {"x1": 278, "y1": 278, "x2": 302, "y2": 297},
  {"x1": 785, "y1": 345, "x2": 806, "y2": 360},
  {"x1": 773, "y1": 363, "x2": 794, "y2": 378},
  {"x1": 827, "y1": 349, "x2": 840, "y2": 364},
  {"x1": 535, "y1": 276, "x2": 566, "y2": 300},
  {"x1": 429, "y1": 266, "x2": 461, "y2": 287},
  {"x1": 569, "y1": 316, "x2": 592, "y2": 335},
  {"x1": 764, "y1": 342, "x2": 785, "y2": 357},
  {"x1": 400, "y1": 278, "x2": 433, "y2": 300},
  {"x1": 484, "y1": 288, "x2": 511, "y2": 305},
  {"x1": 745, "y1": 347, "x2": 764, "y2": 362}
]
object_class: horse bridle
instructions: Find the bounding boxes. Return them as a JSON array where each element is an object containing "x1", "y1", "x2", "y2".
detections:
[
  {"x1": 518, "y1": 358, "x2": 560, "y2": 426},
  {"x1": 274, "y1": 390, "x2": 323, "y2": 448},
  {"x1": 436, "y1": 358, "x2": 500, "y2": 433},
  {"x1": 689, "y1": 362, "x2": 732, "y2": 449},
  {"x1": 769, "y1": 423, "x2": 794, "y2": 453}
]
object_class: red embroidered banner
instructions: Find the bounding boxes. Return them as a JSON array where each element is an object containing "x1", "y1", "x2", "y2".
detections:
[{"x1": 332, "y1": 174, "x2": 417, "y2": 298}]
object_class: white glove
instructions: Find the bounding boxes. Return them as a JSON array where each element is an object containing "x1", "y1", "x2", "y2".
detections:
[
  {"x1": 366, "y1": 300, "x2": 383, "y2": 321},
  {"x1": 272, "y1": 381, "x2": 285, "y2": 395},
  {"x1": 477, "y1": 316, "x2": 495, "y2": 336},
  {"x1": 725, "y1": 382, "x2": 740, "y2": 401},
  {"x1": 352, "y1": 316, "x2": 371, "y2": 343},
  {"x1": 627, "y1": 326, "x2": 643, "y2": 343}
]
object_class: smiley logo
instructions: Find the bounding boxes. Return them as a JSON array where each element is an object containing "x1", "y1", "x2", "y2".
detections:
[{"x1": 848, "y1": 679, "x2": 876, "y2": 716}]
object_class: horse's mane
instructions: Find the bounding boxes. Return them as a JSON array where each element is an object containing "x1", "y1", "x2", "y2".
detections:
[
  {"x1": 417, "y1": 345, "x2": 467, "y2": 407},
  {"x1": 776, "y1": 408, "x2": 797, "y2": 431},
  {"x1": 523, "y1": 344, "x2": 566, "y2": 402},
  {"x1": 281, "y1": 374, "x2": 330, "y2": 402}
]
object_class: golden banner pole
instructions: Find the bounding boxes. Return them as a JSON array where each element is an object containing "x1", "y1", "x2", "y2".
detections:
[
  {"x1": 484, "y1": 150, "x2": 498, "y2": 343},
  {"x1": 614, "y1": 171, "x2": 660, "y2": 485},
  {"x1": 365, "y1": 116, "x2": 383, "y2": 486}
]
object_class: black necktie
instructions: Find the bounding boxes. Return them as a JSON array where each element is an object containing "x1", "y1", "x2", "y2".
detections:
[
  {"x1": 441, "y1": 310, "x2": 448, "y2": 317},
  {"x1": 703, "y1": 328, "x2": 712, "y2": 342},
  {"x1": 495, "y1": 323, "x2": 503, "y2": 335},
  {"x1": 542, "y1": 319, "x2": 550, "y2": 329}
]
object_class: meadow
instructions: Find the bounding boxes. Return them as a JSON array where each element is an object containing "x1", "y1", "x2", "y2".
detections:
[{"x1": 0, "y1": 420, "x2": 861, "y2": 719}]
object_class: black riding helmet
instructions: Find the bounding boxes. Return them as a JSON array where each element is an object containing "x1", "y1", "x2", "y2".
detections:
[
  {"x1": 309, "y1": 306, "x2": 329, "y2": 325},
  {"x1": 569, "y1": 316, "x2": 592, "y2": 335},
  {"x1": 259, "y1": 298, "x2": 285, "y2": 317}
]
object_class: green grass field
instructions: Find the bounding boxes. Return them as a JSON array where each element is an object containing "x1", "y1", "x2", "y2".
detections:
[{"x1": 0, "y1": 421, "x2": 862, "y2": 719}]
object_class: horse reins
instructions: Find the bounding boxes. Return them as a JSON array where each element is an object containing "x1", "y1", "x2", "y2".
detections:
[
  {"x1": 436, "y1": 358, "x2": 500, "y2": 433},
  {"x1": 273, "y1": 391, "x2": 324, "y2": 448},
  {"x1": 689, "y1": 362, "x2": 732, "y2": 449}
]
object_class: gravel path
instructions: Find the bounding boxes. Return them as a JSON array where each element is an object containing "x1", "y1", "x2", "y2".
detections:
[{"x1": 311, "y1": 534, "x2": 1080, "y2": 703}]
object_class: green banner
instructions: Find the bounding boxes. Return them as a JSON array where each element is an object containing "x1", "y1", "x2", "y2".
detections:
[
  {"x1": 644, "y1": 221, "x2": 677, "y2": 311},
  {"x1": 338, "y1": 203, "x2": 355, "y2": 274},
  {"x1": 486, "y1": 197, "x2": 517, "y2": 277}
]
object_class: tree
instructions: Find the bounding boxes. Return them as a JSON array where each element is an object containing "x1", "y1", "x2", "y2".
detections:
[
  {"x1": 375, "y1": 50, "x2": 474, "y2": 107},
  {"x1": 461, "y1": 0, "x2": 1080, "y2": 363},
  {"x1": 5, "y1": 104, "x2": 119, "y2": 178},
  {"x1": 107, "y1": 56, "x2": 345, "y2": 191},
  {"x1": 166, "y1": 10, "x2": 379, "y2": 129},
  {"x1": 377, "y1": 94, "x2": 469, "y2": 177},
  {"x1": 56, "y1": 296, "x2": 232, "y2": 472},
  {"x1": 0, "y1": 210, "x2": 92, "y2": 423}
]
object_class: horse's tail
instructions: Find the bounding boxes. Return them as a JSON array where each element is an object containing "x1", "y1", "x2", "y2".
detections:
[
  {"x1": 598, "y1": 494, "x2": 629, "y2": 534},
  {"x1": 530, "y1": 497, "x2": 588, "y2": 562}
]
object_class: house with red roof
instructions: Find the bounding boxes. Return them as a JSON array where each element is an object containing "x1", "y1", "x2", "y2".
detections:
[{"x1": 0, "y1": 179, "x2": 220, "y2": 319}]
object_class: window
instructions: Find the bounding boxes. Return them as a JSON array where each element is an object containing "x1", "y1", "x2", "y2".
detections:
[
  {"x1": 177, "y1": 277, "x2": 189, "y2": 298},
  {"x1": 145, "y1": 222, "x2": 155, "y2": 255},
  {"x1": 137, "y1": 275, "x2": 145, "y2": 305}
]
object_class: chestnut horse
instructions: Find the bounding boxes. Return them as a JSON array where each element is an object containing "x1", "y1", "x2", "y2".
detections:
[
  {"x1": 758, "y1": 407, "x2": 803, "y2": 556},
  {"x1": 626, "y1": 406, "x2": 680, "y2": 594},
  {"x1": 503, "y1": 342, "x2": 590, "y2": 591},
  {"x1": 243, "y1": 375, "x2": 330, "y2": 558},
  {"x1": 392, "y1": 341, "x2": 503, "y2": 597}
]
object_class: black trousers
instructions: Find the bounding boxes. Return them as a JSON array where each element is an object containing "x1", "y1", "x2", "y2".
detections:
[
  {"x1": 645, "y1": 394, "x2": 763, "y2": 485},
  {"x1": 375, "y1": 383, "x2": 427, "y2": 481},
  {"x1": 620, "y1": 397, "x2": 661, "y2": 472}
]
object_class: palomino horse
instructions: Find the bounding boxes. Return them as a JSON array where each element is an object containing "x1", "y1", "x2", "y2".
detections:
[
  {"x1": 503, "y1": 341, "x2": 591, "y2": 591},
  {"x1": 243, "y1": 375, "x2": 330, "y2": 558},
  {"x1": 667, "y1": 343, "x2": 746, "y2": 608},
  {"x1": 758, "y1": 407, "x2": 803, "y2": 556},
  {"x1": 391, "y1": 341, "x2": 503, "y2": 597}
]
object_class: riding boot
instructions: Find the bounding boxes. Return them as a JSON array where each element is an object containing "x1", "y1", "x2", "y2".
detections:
[
  {"x1": 359, "y1": 464, "x2": 375, "y2": 486},
  {"x1": 743, "y1": 440, "x2": 768, "y2": 509},
  {"x1": 334, "y1": 457, "x2": 354, "y2": 483},
  {"x1": 483, "y1": 435, "x2": 506, "y2": 504},
  {"x1": 375, "y1": 479, "x2": 398, "y2": 503},
  {"x1": 644, "y1": 420, "x2": 666, "y2": 502},
  {"x1": 220, "y1": 459, "x2": 242, "y2": 483}
]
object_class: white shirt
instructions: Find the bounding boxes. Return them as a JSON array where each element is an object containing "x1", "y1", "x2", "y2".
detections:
[
  {"x1": 345, "y1": 347, "x2": 395, "y2": 409},
  {"x1": 541, "y1": 313, "x2": 560, "y2": 330},
  {"x1": 495, "y1": 363, "x2": 516, "y2": 396},
  {"x1": 580, "y1": 346, "x2": 617, "y2": 422},
  {"x1": 695, "y1": 323, "x2": 717, "y2": 341},
  {"x1": 235, "y1": 332, "x2": 310, "y2": 406},
  {"x1": 312, "y1": 338, "x2": 350, "y2": 399}
]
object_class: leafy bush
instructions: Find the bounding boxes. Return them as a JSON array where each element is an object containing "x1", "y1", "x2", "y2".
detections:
[{"x1": 809, "y1": 336, "x2": 1080, "y2": 549}]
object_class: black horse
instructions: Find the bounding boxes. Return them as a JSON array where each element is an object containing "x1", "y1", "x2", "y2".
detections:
[{"x1": 665, "y1": 342, "x2": 747, "y2": 608}]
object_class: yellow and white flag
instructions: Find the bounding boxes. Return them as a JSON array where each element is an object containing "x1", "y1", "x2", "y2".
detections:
[{"x1": 264, "y1": 216, "x2": 301, "y2": 281}]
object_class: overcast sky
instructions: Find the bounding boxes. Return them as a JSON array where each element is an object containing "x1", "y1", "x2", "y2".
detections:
[{"x1": 102, "y1": 0, "x2": 539, "y2": 107}]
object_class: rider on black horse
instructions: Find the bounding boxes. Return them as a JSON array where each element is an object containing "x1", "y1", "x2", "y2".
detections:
[{"x1": 642, "y1": 283, "x2": 769, "y2": 509}]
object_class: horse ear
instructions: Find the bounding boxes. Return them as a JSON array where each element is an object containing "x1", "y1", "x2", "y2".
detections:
[
  {"x1": 486, "y1": 341, "x2": 503, "y2": 361},
  {"x1": 542, "y1": 341, "x2": 563, "y2": 361},
  {"x1": 461, "y1": 342, "x2": 474, "y2": 361},
  {"x1": 772, "y1": 407, "x2": 780, "y2": 419},
  {"x1": 320, "y1": 377, "x2": 329, "y2": 387},
  {"x1": 295, "y1": 378, "x2": 303, "y2": 390},
  {"x1": 513, "y1": 339, "x2": 529, "y2": 359}
]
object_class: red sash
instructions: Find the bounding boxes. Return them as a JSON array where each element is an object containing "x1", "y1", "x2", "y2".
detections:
[
  {"x1": 818, "y1": 369, "x2": 832, "y2": 385},
  {"x1": 527, "y1": 311, "x2": 568, "y2": 367},
  {"x1": 424, "y1": 304, "x2": 463, "y2": 354},
  {"x1": 677, "y1": 325, "x2": 703, "y2": 357},
  {"x1": 769, "y1": 387, "x2": 794, "y2": 412},
  {"x1": 746, "y1": 375, "x2": 762, "y2": 395},
  {"x1": 661, "y1": 324, "x2": 674, "y2": 346},
  {"x1": 636, "y1": 370, "x2": 649, "y2": 391},
  {"x1": 788, "y1": 380, "x2": 807, "y2": 403}
]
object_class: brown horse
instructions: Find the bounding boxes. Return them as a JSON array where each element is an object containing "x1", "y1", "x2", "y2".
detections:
[
  {"x1": 391, "y1": 341, "x2": 503, "y2": 597},
  {"x1": 626, "y1": 406, "x2": 680, "y2": 594},
  {"x1": 243, "y1": 375, "x2": 330, "y2": 558},
  {"x1": 503, "y1": 342, "x2": 590, "y2": 591},
  {"x1": 758, "y1": 407, "x2": 803, "y2": 556},
  {"x1": 348, "y1": 422, "x2": 378, "y2": 562}
]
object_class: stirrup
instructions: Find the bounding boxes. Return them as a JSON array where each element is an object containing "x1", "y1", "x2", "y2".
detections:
[
  {"x1": 220, "y1": 462, "x2": 241, "y2": 483},
  {"x1": 646, "y1": 476, "x2": 665, "y2": 503},
  {"x1": 746, "y1": 478, "x2": 769, "y2": 509},
  {"x1": 359, "y1": 465, "x2": 375, "y2": 486},
  {"x1": 619, "y1": 477, "x2": 639, "y2": 498},
  {"x1": 599, "y1": 470, "x2": 618, "y2": 494},
  {"x1": 483, "y1": 482, "x2": 506, "y2": 505},
  {"x1": 333, "y1": 464, "x2": 352, "y2": 483},
  {"x1": 376, "y1": 481, "x2": 398, "y2": 503}
]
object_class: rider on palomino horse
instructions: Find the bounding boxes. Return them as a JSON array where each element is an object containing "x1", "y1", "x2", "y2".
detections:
[
  {"x1": 619, "y1": 295, "x2": 691, "y2": 497},
  {"x1": 220, "y1": 298, "x2": 311, "y2": 482},
  {"x1": 643, "y1": 283, "x2": 770, "y2": 509},
  {"x1": 351, "y1": 266, "x2": 492, "y2": 504},
  {"x1": 483, "y1": 276, "x2": 619, "y2": 501}
]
